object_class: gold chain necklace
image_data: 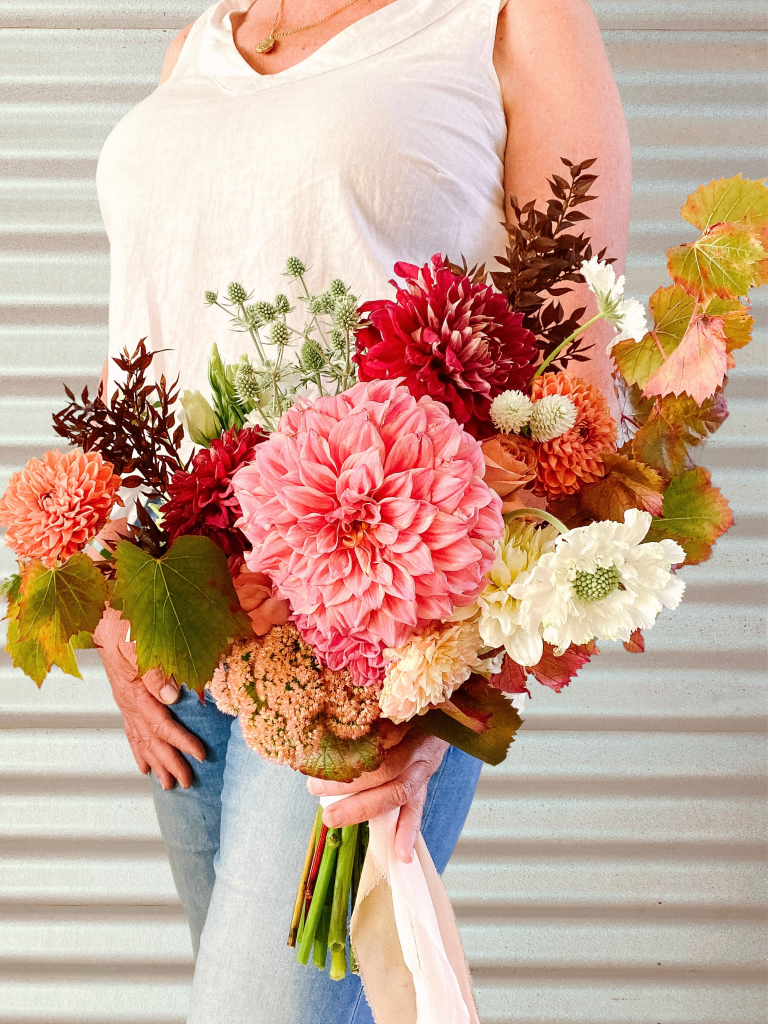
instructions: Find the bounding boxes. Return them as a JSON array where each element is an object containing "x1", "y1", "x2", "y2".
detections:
[{"x1": 250, "y1": 0, "x2": 365, "y2": 54}]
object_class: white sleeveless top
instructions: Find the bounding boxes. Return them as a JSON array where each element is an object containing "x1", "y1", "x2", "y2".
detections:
[{"x1": 96, "y1": 0, "x2": 510, "y2": 394}]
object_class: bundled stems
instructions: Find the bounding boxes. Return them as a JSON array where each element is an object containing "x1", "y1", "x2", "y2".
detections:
[
  {"x1": 288, "y1": 804, "x2": 323, "y2": 947},
  {"x1": 328, "y1": 824, "x2": 359, "y2": 981},
  {"x1": 297, "y1": 828, "x2": 340, "y2": 966}
]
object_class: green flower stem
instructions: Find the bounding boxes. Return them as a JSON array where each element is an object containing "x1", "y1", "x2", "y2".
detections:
[
  {"x1": 328, "y1": 824, "x2": 359, "y2": 981},
  {"x1": 313, "y1": 901, "x2": 332, "y2": 970},
  {"x1": 297, "y1": 828, "x2": 340, "y2": 966},
  {"x1": 237, "y1": 302, "x2": 267, "y2": 363},
  {"x1": 532, "y1": 311, "x2": 605, "y2": 379},
  {"x1": 297, "y1": 274, "x2": 333, "y2": 352},
  {"x1": 288, "y1": 805, "x2": 323, "y2": 947},
  {"x1": 504, "y1": 507, "x2": 570, "y2": 536}
]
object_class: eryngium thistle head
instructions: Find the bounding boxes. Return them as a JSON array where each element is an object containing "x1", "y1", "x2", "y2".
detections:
[
  {"x1": 329, "y1": 279, "x2": 347, "y2": 299},
  {"x1": 234, "y1": 361, "x2": 262, "y2": 404},
  {"x1": 251, "y1": 300, "x2": 276, "y2": 324},
  {"x1": 529, "y1": 394, "x2": 579, "y2": 442},
  {"x1": 227, "y1": 282, "x2": 248, "y2": 305},
  {"x1": 331, "y1": 329, "x2": 346, "y2": 353},
  {"x1": 333, "y1": 295, "x2": 360, "y2": 332},
  {"x1": 285, "y1": 256, "x2": 306, "y2": 277},
  {"x1": 273, "y1": 293, "x2": 290, "y2": 315},
  {"x1": 318, "y1": 291, "x2": 336, "y2": 315},
  {"x1": 204, "y1": 290, "x2": 218, "y2": 306},
  {"x1": 301, "y1": 339, "x2": 325, "y2": 372},
  {"x1": 490, "y1": 390, "x2": 533, "y2": 434},
  {"x1": 270, "y1": 320, "x2": 289, "y2": 346},
  {"x1": 308, "y1": 297, "x2": 324, "y2": 315}
]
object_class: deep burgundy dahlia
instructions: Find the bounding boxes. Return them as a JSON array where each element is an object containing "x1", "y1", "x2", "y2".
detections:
[
  {"x1": 354, "y1": 254, "x2": 537, "y2": 438},
  {"x1": 163, "y1": 426, "x2": 267, "y2": 556}
]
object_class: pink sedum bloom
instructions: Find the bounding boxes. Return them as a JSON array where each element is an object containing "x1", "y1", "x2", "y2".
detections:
[
  {"x1": 0, "y1": 448, "x2": 121, "y2": 567},
  {"x1": 234, "y1": 379, "x2": 503, "y2": 678}
]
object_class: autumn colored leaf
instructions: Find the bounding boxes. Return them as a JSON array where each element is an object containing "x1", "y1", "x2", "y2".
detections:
[
  {"x1": 111, "y1": 535, "x2": 253, "y2": 691},
  {"x1": 490, "y1": 656, "x2": 530, "y2": 695},
  {"x1": 298, "y1": 729, "x2": 383, "y2": 783},
  {"x1": 578, "y1": 453, "x2": 665, "y2": 522},
  {"x1": 648, "y1": 467, "x2": 733, "y2": 565},
  {"x1": 705, "y1": 297, "x2": 753, "y2": 353},
  {"x1": 667, "y1": 222, "x2": 766, "y2": 300},
  {"x1": 529, "y1": 640, "x2": 599, "y2": 692},
  {"x1": 681, "y1": 175, "x2": 768, "y2": 231},
  {"x1": 631, "y1": 391, "x2": 728, "y2": 478},
  {"x1": 623, "y1": 629, "x2": 645, "y2": 653},
  {"x1": 644, "y1": 314, "x2": 728, "y2": 404},
  {"x1": 613, "y1": 285, "x2": 695, "y2": 390},
  {"x1": 416, "y1": 677, "x2": 522, "y2": 766}
]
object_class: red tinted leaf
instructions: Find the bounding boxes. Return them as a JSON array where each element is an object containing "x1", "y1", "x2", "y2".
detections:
[
  {"x1": 490, "y1": 656, "x2": 530, "y2": 695},
  {"x1": 644, "y1": 314, "x2": 728, "y2": 405},
  {"x1": 623, "y1": 629, "x2": 645, "y2": 653},
  {"x1": 648, "y1": 467, "x2": 734, "y2": 565},
  {"x1": 530, "y1": 640, "x2": 599, "y2": 692}
]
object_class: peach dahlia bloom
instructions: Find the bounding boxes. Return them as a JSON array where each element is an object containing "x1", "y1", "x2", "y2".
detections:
[
  {"x1": 234, "y1": 379, "x2": 503, "y2": 680},
  {"x1": 531, "y1": 373, "x2": 617, "y2": 497},
  {"x1": 0, "y1": 448, "x2": 121, "y2": 566}
]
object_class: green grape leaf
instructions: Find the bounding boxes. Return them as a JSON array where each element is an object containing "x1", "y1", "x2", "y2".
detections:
[
  {"x1": 6, "y1": 603, "x2": 48, "y2": 686},
  {"x1": 111, "y1": 535, "x2": 253, "y2": 691},
  {"x1": 667, "y1": 223, "x2": 766, "y2": 300},
  {"x1": 415, "y1": 677, "x2": 522, "y2": 766},
  {"x1": 632, "y1": 391, "x2": 729, "y2": 478},
  {"x1": 298, "y1": 729, "x2": 384, "y2": 783},
  {"x1": 613, "y1": 286, "x2": 695, "y2": 389},
  {"x1": 681, "y1": 175, "x2": 768, "y2": 231},
  {"x1": 648, "y1": 467, "x2": 734, "y2": 565},
  {"x1": 705, "y1": 297, "x2": 754, "y2": 353}
]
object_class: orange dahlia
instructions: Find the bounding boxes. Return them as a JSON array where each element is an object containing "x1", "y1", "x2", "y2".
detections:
[
  {"x1": 0, "y1": 448, "x2": 121, "y2": 566},
  {"x1": 531, "y1": 373, "x2": 616, "y2": 497}
]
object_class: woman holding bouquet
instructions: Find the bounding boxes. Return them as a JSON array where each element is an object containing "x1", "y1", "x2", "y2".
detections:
[{"x1": 93, "y1": 0, "x2": 630, "y2": 1018}]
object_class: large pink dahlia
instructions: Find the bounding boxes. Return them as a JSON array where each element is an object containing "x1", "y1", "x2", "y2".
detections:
[
  {"x1": 354, "y1": 254, "x2": 537, "y2": 439},
  {"x1": 234, "y1": 379, "x2": 503, "y2": 681}
]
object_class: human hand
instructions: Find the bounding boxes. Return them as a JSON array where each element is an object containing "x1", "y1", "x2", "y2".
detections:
[
  {"x1": 306, "y1": 729, "x2": 449, "y2": 863},
  {"x1": 93, "y1": 606, "x2": 206, "y2": 789}
]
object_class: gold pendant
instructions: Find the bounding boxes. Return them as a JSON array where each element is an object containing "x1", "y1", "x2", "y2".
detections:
[{"x1": 255, "y1": 35, "x2": 276, "y2": 53}]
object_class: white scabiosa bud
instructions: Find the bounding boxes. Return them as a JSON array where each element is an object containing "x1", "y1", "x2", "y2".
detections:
[
  {"x1": 490, "y1": 390, "x2": 533, "y2": 434},
  {"x1": 529, "y1": 394, "x2": 578, "y2": 442}
]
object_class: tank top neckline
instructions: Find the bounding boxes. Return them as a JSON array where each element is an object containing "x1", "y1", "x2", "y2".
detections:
[{"x1": 196, "y1": 0, "x2": 475, "y2": 93}]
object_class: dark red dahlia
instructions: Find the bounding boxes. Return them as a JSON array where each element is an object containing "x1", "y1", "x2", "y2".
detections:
[
  {"x1": 163, "y1": 426, "x2": 266, "y2": 556},
  {"x1": 354, "y1": 254, "x2": 537, "y2": 438}
]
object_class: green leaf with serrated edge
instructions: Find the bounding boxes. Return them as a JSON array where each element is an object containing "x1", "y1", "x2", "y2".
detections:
[
  {"x1": 17, "y1": 554, "x2": 107, "y2": 670},
  {"x1": 6, "y1": 603, "x2": 48, "y2": 686},
  {"x1": 111, "y1": 535, "x2": 253, "y2": 691},
  {"x1": 648, "y1": 467, "x2": 733, "y2": 565},
  {"x1": 414, "y1": 677, "x2": 522, "y2": 766},
  {"x1": 705, "y1": 297, "x2": 753, "y2": 352},
  {"x1": 614, "y1": 286, "x2": 695, "y2": 389},
  {"x1": 298, "y1": 729, "x2": 383, "y2": 783},
  {"x1": 1, "y1": 574, "x2": 22, "y2": 605},
  {"x1": 632, "y1": 391, "x2": 728, "y2": 478},
  {"x1": 667, "y1": 223, "x2": 766, "y2": 300},
  {"x1": 681, "y1": 176, "x2": 768, "y2": 231}
]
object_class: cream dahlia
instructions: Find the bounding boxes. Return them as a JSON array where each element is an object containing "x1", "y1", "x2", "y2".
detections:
[
  {"x1": 512, "y1": 509, "x2": 686, "y2": 652},
  {"x1": 234, "y1": 379, "x2": 503, "y2": 680},
  {"x1": 354, "y1": 255, "x2": 537, "y2": 438},
  {"x1": 580, "y1": 257, "x2": 648, "y2": 352},
  {"x1": 0, "y1": 448, "x2": 121, "y2": 567},
  {"x1": 378, "y1": 618, "x2": 486, "y2": 724},
  {"x1": 477, "y1": 520, "x2": 559, "y2": 666}
]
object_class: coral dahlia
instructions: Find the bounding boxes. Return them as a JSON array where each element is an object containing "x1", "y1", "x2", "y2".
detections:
[
  {"x1": 162, "y1": 426, "x2": 266, "y2": 556},
  {"x1": 531, "y1": 373, "x2": 617, "y2": 497},
  {"x1": 234, "y1": 379, "x2": 503, "y2": 680},
  {"x1": 354, "y1": 254, "x2": 537, "y2": 438},
  {"x1": 0, "y1": 448, "x2": 121, "y2": 567}
]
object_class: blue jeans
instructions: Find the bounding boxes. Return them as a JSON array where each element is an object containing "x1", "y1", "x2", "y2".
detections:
[{"x1": 150, "y1": 687, "x2": 482, "y2": 1023}]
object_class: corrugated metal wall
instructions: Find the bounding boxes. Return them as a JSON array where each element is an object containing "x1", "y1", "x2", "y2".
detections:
[{"x1": 0, "y1": 2, "x2": 766, "y2": 1021}]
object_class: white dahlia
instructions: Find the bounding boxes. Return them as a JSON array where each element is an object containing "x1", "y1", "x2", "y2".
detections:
[
  {"x1": 378, "y1": 619, "x2": 485, "y2": 724},
  {"x1": 477, "y1": 520, "x2": 559, "y2": 666},
  {"x1": 512, "y1": 509, "x2": 685, "y2": 652}
]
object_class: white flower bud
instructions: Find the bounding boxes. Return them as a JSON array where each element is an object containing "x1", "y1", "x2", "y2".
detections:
[
  {"x1": 529, "y1": 394, "x2": 578, "y2": 442},
  {"x1": 490, "y1": 390, "x2": 533, "y2": 434}
]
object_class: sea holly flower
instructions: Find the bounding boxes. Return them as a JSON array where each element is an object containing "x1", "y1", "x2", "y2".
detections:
[
  {"x1": 355, "y1": 254, "x2": 537, "y2": 438},
  {"x1": 513, "y1": 509, "x2": 686, "y2": 652},
  {"x1": 580, "y1": 256, "x2": 648, "y2": 352},
  {"x1": 477, "y1": 520, "x2": 560, "y2": 667},
  {"x1": 0, "y1": 448, "x2": 121, "y2": 567}
]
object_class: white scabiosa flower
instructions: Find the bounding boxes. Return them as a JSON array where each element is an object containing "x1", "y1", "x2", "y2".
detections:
[
  {"x1": 529, "y1": 394, "x2": 578, "y2": 442},
  {"x1": 580, "y1": 257, "x2": 648, "y2": 352},
  {"x1": 477, "y1": 520, "x2": 560, "y2": 666},
  {"x1": 512, "y1": 509, "x2": 686, "y2": 653},
  {"x1": 378, "y1": 619, "x2": 486, "y2": 724},
  {"x1": 490, "y1": 390, "x2": 533, "y2": 434}
]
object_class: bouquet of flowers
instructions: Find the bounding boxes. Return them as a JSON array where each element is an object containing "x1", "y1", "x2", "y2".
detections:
[{"x1": 1, "y1": 164, "x2": 764, "y2": 1016}]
